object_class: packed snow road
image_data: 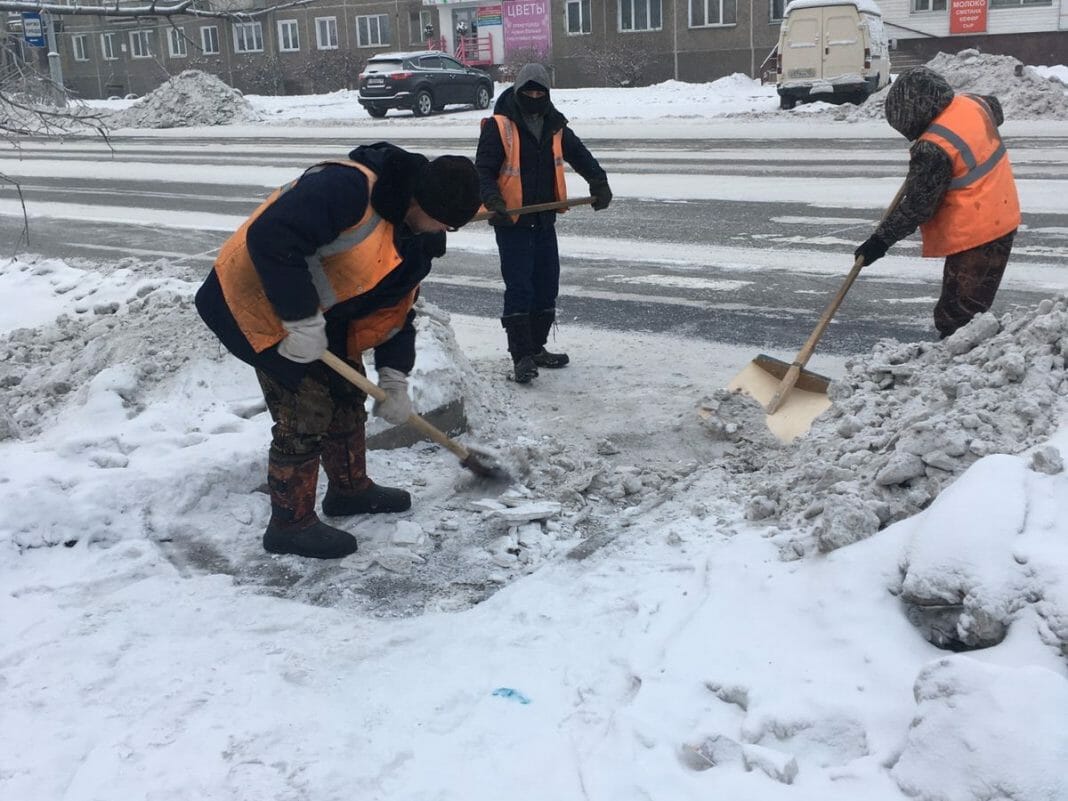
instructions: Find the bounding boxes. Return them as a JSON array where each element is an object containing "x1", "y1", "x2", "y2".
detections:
[{"x1": 2, "y1": 130, "x2": 1066, "y2": 354}]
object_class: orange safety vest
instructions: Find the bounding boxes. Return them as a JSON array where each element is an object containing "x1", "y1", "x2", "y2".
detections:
[
  {"x1": 345, "y1": 287, "x2": 419, "y2": 356},
  {"x1": 214, "y1": 160, "x2": 403, "y2": 353},
  {"x1": 918, "y1": 95, "x2": 1020, "y2": 258},
  {"x1": 483, "y1": 115, "x2": 567, "y2": 222}
]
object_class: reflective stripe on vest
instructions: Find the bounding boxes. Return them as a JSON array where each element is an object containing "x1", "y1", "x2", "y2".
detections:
[
  {"x1": 918, "y1": 95, "x2": 1021, "y2": 257},
  {"x1": 485, "y1": 115, "x2": 567, "y2": 222},
  {"x1": 214, "y1": 160, "x2": 402, "y2": 353}
]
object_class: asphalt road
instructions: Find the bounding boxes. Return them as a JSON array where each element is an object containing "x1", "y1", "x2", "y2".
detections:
[{"x1": 3, "y1": 132, "x2": 1066, "y2": 356}]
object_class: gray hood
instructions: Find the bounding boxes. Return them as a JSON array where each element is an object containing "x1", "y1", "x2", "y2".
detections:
[
  {"x1": 514, "y1": 62, "x2": 551, "y2": 94},
  {"x1": 884, "y1": 67, "x2": 955, "y2": 142}
]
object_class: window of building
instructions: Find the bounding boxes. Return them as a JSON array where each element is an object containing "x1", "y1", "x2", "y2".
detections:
[
  {"x1": 278, "y1": 19, "x2": 300, "y2": 51},
  {"x1": 620, "y1": 0, "x2": 662, "y2": 31},
  {"x1": 315, "y1": 16, "x2": 338, "y2": 49},
  {"x1": 409, "y1": 9, "x2": 433, "y2": 43},
  {"x1": 72, "y1": 33, "x2": 88, "y2": 61},
  {"x1": 233, "y1": 21, "x2": 264, "y2": 53},
  {"x1": 100, "y1": 32, "x2": 118, "y2": 61},
  {"x1": 566, "y1": 0, "x2": 592, "y2": 33},
  {"x1": 129, "y1": 30, "x2": 153, "y2": 59},
  {"x1": 690, "y1": 0, "x2": 737, "y2": 26},
  {"x1": 911, "y1": 0, "x2": 947, "y2": 10},
  {"x1": 201, "y1": 25, "x2": 220, "y2": 55},
  {"x1": 990, "y1": 0, "x2": 1050, "y2": 6},
  {"x1": 168, "y1": 27, "x2": 187, "y2": 57},
  {"x1": 770, "y1": 0, "x2": 786, "y2": 21},
  {"x1": 357, "y1": 14, "x2": 391, "y2": 47}
]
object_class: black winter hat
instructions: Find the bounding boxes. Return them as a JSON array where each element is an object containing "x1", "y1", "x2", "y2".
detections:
[{"x1": 414, "y1": 155, "x2": 481, "y2": 229}]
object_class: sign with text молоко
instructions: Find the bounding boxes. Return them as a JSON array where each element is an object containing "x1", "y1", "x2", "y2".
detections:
[
  {"x1": 22, "y1": 12, "x2": 46, "y2": 47},
  {"x1": 502, "y1": 0, "x2": 551, "y2": 58},
  {"x1": 950, "y1": 0, "x2": 987, "y2": 34}
]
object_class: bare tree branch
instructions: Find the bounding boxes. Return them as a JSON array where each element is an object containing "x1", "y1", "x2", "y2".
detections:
[{"x1": 0, "y1": 0, "x2": 319, "y2": 19}]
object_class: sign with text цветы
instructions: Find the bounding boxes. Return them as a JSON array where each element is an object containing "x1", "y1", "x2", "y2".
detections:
[{"x1": 502, "y1": 0, "x2": 551, "y2": 58}]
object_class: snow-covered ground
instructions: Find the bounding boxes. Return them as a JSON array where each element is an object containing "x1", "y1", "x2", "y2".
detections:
[{"x1": 3, "y1": 64, "x2": 1068, "y2": 801}]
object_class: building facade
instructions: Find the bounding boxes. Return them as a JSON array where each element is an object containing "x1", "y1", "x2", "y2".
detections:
[{"x1": 3, "y1": 0, "x2": 1065, "y2": 99}]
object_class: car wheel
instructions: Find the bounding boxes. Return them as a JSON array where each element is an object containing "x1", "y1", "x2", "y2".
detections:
[
  {"x1": 475, "y1": 84, "x2": 491, "y2": 110},
  {"x1": 366, "y1": 105, "x2": 387, "y2": 119},
  {"x1": 779, "y1": 95, "x2": 797, "y2": 111},
  {"x1": 413, "y1": 90, "x2": 434, "y2": 117}
]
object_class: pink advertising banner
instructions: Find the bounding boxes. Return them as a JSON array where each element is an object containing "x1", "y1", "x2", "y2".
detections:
[{"x1": 502, "y1": 0, "x2": 551, "y2": 58}]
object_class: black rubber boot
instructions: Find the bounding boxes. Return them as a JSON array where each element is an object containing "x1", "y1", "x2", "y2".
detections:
[
  {"x1": 502, "y1": 314, "x2": 539, "y2": 384},
  {"x1": 263, "y1": 451, "x2": 358, "y2": 559},
  {"x1": 530, "y1": 309, "x2": 569, "y2": 368},
  {"x1": 320, "y1": 426, "x2": 411, "y2": 516}
]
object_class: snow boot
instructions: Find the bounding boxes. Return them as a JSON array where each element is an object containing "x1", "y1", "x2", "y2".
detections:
[
  {"x1": 263, "y1": 450, "x2": 358, "y2": 559},
  {"x1": 530, "y1": 309, "x2": 569, "y2": 368},
  {"x1": 502, "y1": 313, "x2": 539, "y2": 384},
  {"x1": 320, "y1": 425, "x2": 411, "y2": 516}
]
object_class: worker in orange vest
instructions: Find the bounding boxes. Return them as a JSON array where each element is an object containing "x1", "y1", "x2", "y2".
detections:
[
  {"x1": 195, "y1": 144, "x2": 480, "y2": 559},
  {"x1": 476, "y1": 62, "x2": 612, "y2": 384},
  {"x1": 855, "y1": 67, "x2": 1020, "y2": 338}
]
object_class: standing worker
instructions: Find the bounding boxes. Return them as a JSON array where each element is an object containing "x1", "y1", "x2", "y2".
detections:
[
  {"x1": 195, "y1": 143, "x2": 481, "y2": 560},
  {"x1": 476, "y1": 62, "x2": 613, "y2": 384},
  {"x1": 854, "y1": 67, "x2": 1020, "y2": 338}
]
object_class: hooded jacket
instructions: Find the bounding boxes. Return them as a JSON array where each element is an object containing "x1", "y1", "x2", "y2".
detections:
[
  {"x1": 195, "y1": 142, "x2": 443, "y2": 388},
  {"x1": 875, "y1": 68, "x2": 1015, "y2": 252},
  {"x1": 475, "y1": 73, "x2": 607, "y2": 228}
]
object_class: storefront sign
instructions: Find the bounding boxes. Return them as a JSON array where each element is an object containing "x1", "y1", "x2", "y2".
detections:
[
  {"x1": 502, "y1": 0, "x2": 551, "y2": 57},
  {"x1": 949, "y1": 0, "x2": 987, "y2": 34},
  {"x1": 478, "y1": 5, "x2": 503, "y2": 26}
]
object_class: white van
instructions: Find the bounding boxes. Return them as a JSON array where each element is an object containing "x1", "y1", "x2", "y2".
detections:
[{"x1": 775, "y1": 0, "x2": 891, "y2": 110}]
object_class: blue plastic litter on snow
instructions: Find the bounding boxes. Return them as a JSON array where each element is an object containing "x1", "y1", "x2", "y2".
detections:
[{"x1": 492, "y1": 687, "x2": 531, "y2": 704}]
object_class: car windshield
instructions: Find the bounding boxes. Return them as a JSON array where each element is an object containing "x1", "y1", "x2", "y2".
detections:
[{"x1": 365, "y1": 59, "x2": 405, "y2": 74}]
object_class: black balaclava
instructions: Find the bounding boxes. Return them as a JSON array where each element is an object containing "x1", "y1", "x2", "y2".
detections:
[{"x1": 513, "y1": 62, "x2": 552, "y2": 116}]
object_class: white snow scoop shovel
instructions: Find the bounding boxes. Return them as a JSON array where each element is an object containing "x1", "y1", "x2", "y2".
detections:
[{"x1": 723, "y1": 180, "x2": 908, "y2": 443}]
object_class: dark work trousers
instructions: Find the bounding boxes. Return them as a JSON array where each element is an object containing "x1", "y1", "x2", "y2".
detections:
[
  {"x1": 495, "y1": 224, "x2": 561, "y2": 316},
  {"x1": 256, "y1": 360, "x2": 367, "y2": 457},
  {"x1": 934, "y1": 229, "x2": 1016, "y2": 338}
]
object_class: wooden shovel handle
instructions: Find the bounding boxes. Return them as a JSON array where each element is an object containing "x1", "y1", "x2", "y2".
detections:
[
  {"x1": 320, "y1": 351, "x2": 470, "y2": 460},
  {"x1": 766, "y1": 181, "x2": 909, "y2": 415},
  {"x1": 469, "y1": 196, "x2": 594, "y2": 222}
]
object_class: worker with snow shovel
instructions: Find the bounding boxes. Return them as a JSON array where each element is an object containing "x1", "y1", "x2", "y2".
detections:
[
  {"x1": 476, "y1": 62, "x2": 613, "y2": 384},
  {"x1": 195, "y1": 144, "x2": 481, "y2": 559},
  {"x1": 854, "y1": 67, "x2": 1020, "y2": 338}
]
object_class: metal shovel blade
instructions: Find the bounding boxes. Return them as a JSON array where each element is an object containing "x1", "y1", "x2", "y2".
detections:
[{"x1": 727, "y1": 355, "x2": 832, "y2": 443}]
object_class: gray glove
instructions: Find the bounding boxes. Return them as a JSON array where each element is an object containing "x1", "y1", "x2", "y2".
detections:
[
  {"x1": 484, "y1": 193, "x2": 512, "y2": 226},
  {"x1": 372, "y1": 367, "x2": 412, "y2": 425},
  {"x1": 277, "y1": 311, "x2": 327, "y2": 363}
]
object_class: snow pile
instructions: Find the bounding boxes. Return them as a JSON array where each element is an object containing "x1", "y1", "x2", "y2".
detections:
[
  {"x1": 843, "y1": 49, "x2": 1068, "y2": 121},
  {"x1": 893, "y1": 453, "x2": 1068, "y2": 652},
  {"x1": 719, "y1": 297, "x2": 1068, "y2": 557},
  {"x1": 106, "y1": 70, "x2": 259, "y2": 129},
  {"x1": 891, "y1": 657, "x2": 1068, "y2": 801}
]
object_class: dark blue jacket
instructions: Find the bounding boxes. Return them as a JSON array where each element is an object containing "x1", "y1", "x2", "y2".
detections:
[
  {"x1": 195, "y1": 142, "x2": 444, "y2": 389},
  {"x1": 475, "y1": 88, "x2": 607, "y2": 228}
]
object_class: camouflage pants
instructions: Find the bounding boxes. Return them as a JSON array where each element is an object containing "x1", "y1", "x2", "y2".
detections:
[
  {"x1": 256, "y1": 361, "x2": 367, "y2": 457},
  {"x1": 934, "y1": 230, "x2": 1015, "y2": 338}
]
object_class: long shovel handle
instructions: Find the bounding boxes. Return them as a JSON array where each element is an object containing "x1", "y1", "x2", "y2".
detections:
[
  {"x1": 320, "y1": 351, "x2": 470, "y2": 461},
  {"x1": 469, "y1": 196, "x2": 594, "y2": 222},
  {"x1": 766, "y1": 180, "x2": 909, "y2": 415}
]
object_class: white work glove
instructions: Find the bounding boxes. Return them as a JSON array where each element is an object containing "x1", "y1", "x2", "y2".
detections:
[
  {"x1": 277, "y1": 311, "x2": 327, "y2": 363},
  {"x1": 372, "y1": 367, "x2": 412, "y2": 425}
]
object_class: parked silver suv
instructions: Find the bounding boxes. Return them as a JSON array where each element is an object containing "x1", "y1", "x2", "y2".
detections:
[{"x1": 358, "y1": 51, "x2": 494, "y2": 118}]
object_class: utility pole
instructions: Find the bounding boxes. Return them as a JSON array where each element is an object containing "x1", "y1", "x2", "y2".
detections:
[{"x1": 43, "y1": 12, "x2": 65, "y2": 104}]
